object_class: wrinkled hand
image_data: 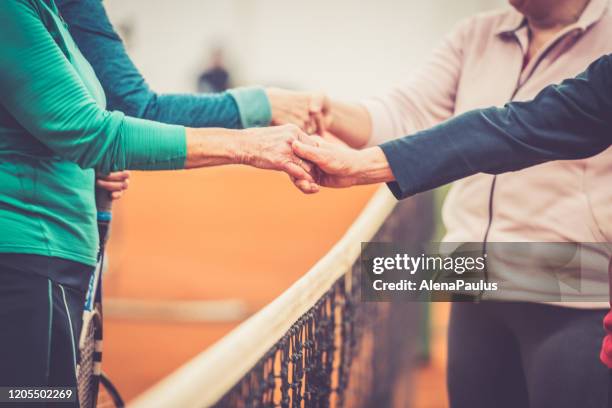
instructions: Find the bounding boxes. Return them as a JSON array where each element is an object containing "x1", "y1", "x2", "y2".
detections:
[
  {"x1": 291, "y1": 137, "x2": 362, "y2": 188},
  {"x1": 96, "y1": 171, "x2": 130, "y2": 200},
  {"x1": 266, "y1": 88, "x2": 330, "y2": 134},
  {"x1": 242, "y1": 124, "x2": 321, "y2": 194},
  {"x1": 293, "y1": 137, "x2": 394, "y2": 188}
]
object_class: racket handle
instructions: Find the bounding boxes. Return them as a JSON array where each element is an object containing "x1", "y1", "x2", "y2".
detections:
[
  {"x1": 95, "y1": 186, "x2": 113, "y2": 214},
  {"x1": 95, "y1": 186, "x2": 113, "y2": 250}
]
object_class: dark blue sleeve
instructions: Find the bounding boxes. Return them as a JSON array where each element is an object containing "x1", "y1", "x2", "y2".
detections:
[
  {"x1": 56, "y1": 0, "x2": 242, "y2": 128},
  {"x1": 380, "y1": 54, "x2": 612, "y2": 199}
]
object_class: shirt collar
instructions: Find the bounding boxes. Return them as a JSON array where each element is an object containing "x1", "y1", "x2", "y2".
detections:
[
  {"x1": 495, "y1": 8, "x2": 526, "y2": 36},
  {"x1": 495, "y1": 0, "x2": 609, "y2": 37}
]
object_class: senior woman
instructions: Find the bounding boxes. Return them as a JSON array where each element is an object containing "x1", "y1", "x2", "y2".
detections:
[
  {"x1": 55, "y1": 0, "x2": 325, "y2": 201},
  {"x1": 0, "y1": 0, "x2": 317, "y2": 389},
  {"x1": 284, "y1": 0, "x2": 612, "y2": 406},
  {"x1": 294, "y1": 52, "x2": 612, "y2": 407}
]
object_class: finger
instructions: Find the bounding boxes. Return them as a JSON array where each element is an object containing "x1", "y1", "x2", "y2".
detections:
[
  {"x1": 321, "y1": 131, "x2": 347, "y2": 146},
  {"x1": 309, "y1": 93, "x2": 330, "y2": 134},
  {"x1": 98, "y1": 171, "x2": 130, "y2": 182},
  {"x1": 296, "y1": 157, "x2": 314, "y2": 174},
  {"x1": 284, "y1": 162, "x2": 315, "y2": 183},
  {"x1": 293, "y1": 178, "x2": 320, "y2": 194},
  {"x1": 304, "y1": 120, "x2": 316, "y2": 135},
  {"x1": 292, "y1": 140, "x2": 325, "y2": 164},
  {"x1": 311, "y1": 135, "x2": 325, "y2": 144},
  {"x1": 294, "y1": 165, "x2": 322, "y2": 186},
  {"x1": 111, "y1": 191, "x2": 124, "y2": 200},
  {"x1": 296, "y1": 157, "x2": 316, "y2": 176},
  {"x1": 289, "y1": 173, "x2": 321, "y2": 191},
  {"x1": 312, "y1": 112, "x2": 326, "y2": 135},
  {"x1": 96, "y1": 179, "x2": 129, "y2": 192},
  {"x1": 296, "y1": 133, "x2": 322, "y2": 147},
  {"x1": 303, "y1": 121, "x2": 312, "y2": 135}
]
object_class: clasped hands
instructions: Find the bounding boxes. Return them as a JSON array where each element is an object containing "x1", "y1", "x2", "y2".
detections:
[
  {"x1": 236, "y1": 123, "x2": 375, "y2": 195},
  {"x1": 262, "y1": 88, "x2": 392, "y2": 194},
  {"x1": 220, "y1": 88, "x2": 392, "y2": 194},
  {"x1": 97, "y1": 88, "x2": 392, "y2": 198}
]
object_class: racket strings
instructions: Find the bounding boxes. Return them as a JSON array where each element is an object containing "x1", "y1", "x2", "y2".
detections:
[
  {"x1": 77, "y1": 316, "x2": 97, "y2": 408},
  {"x1": 76, "y1": 198, "x2": 121, "y2": 408}
]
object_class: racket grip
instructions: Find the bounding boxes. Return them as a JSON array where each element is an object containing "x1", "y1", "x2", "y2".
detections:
[
  {"x1": 95, "y1": 186, "x2": 113, "y2": 250},
  {"x1": 95, "y1": 186, "x2": 113, "y2": 214}
]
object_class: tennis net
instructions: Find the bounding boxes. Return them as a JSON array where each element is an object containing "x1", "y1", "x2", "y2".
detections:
[{"x1": 130, "y1": 187, "x2": 430, "y2": 408}]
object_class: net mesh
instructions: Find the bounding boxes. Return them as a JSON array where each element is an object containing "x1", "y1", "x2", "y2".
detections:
[
  {"x1": 131, "y1": 191, "x2": 433, "y2": 408},
  {"x1": 212, "y1": 197, "x2": 430, "y2": 408}
]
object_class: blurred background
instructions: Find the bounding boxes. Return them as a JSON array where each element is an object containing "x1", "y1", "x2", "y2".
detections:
[{"x1": 100, "y1": 0, "x2": 504, "y2": 406}]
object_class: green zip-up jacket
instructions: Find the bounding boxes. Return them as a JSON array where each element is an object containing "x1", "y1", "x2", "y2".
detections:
[{"x1": 0, "y1": 0, "x2": 187, "y2": 266}]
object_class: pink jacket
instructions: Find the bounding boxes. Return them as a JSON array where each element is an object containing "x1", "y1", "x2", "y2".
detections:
[{"x1": 363, "y1": 0, "x2": 612, "y2": 307}]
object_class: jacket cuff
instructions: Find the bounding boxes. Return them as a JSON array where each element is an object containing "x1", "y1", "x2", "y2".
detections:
[
  {"x1": 119, "y1": 116, "x2": 187, "y2": 171},
  {"x1": 228, "y1": 87, "x2": 272, "y2": 128},
  {"x1": 378, "y1": 137, "x2": 427, "y2": 200}
]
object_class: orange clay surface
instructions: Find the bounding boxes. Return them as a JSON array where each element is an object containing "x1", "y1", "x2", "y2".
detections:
[{"x1": 102, "y1": 166, "x2": 378, "y2": 401}]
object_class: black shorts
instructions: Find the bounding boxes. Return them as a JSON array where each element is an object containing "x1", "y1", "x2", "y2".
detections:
[{"x1": 0, "y1": 254, "x2": 93, "y2": 405}]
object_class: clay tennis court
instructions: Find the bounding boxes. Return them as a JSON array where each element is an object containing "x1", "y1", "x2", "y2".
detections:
[
  {"x1": 100, "y1": 166, "x2": 450, "y2": 407},
  {"x1": 101, "y1": 167, "x2": 378, "y2": 400}
]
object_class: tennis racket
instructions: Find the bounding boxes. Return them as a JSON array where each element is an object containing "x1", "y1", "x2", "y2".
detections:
[{"x1": 76, "y1": 186, "x2": 124, "y2": 408}]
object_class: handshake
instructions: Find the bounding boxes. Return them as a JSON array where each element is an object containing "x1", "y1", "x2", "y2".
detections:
[
  {"x1": 239, "y1": 87, "x2": 393, "y2": 194},
  {"x1": 238, "y1": 124, "x2": 361, "y2": 194},
  {"x1": 97, "y1": 88, "x2": 393, "y2": 198}
]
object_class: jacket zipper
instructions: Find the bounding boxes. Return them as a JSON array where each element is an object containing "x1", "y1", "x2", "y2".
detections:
[{"x1": 478, "y1": 49, "x2": 547, "y2": 300}]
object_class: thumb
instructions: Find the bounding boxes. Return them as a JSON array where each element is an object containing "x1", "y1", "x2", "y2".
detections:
[
  {"x1": 292, "y1": 140, "x2": 326, "y2": 165},
  {"x1": 298, "y1": 134, "x2": 324, "y2": 146}
]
